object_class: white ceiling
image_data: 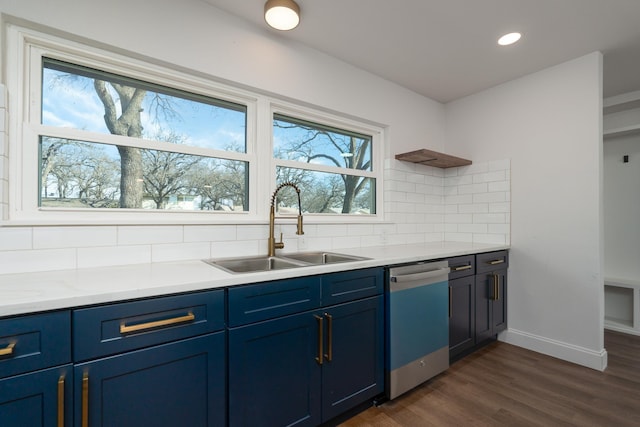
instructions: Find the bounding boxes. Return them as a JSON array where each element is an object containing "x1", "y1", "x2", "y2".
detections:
[{"x1": 201, "y1": 0, "x2": 640, "y2": 103}]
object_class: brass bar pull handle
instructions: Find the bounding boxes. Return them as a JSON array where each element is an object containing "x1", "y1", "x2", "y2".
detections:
[
  {"x1": 0, "y1": 342, "x2": 15, "y2": 356},
  {"x1": 82, "y1": 373, "x2": 89, "y2": 427},
  {"x1": 314, "y1": 315, "x2": 323, "y2": 365},
  {"x1": 493, "y1": 274, "x2": 500, "y2": 301},
  {"x1": 488, "y1": 259, "x2": 505, "y2": 265},
  {"x1": 57, "y1": 376, "x2": 65, "y2": 427},
  {"x1": 452, "y1": 265, "x2": 472, "y2": 271},
  {"x1": 120, "y1": 312, "x2": 195, "y2": 334},
  {"x1": 324, "y1": 313, "x2": 333, "y2": 362}
]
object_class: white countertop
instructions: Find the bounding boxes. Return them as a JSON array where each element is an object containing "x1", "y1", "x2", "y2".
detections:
[{"x1": 0, "y1": 241, "x2": 508, "y2": 317}]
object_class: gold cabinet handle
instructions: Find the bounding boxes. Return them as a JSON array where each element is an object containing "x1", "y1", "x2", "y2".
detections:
[
  {"x1": 0, "y1": 342, "x2": 15, "y2": 356},
  {"x1": 314, "y1": 315, "x2": 323, "y2": 365},
  {"x1": 493, "y1": 273, "x2": 500, "y2": 301},
  {"x1": 82, "y1": 373, "x2": 89, "y2": 427},
  {"x1": 120, "y1": 312, "x2": 195, "y2": 334},
  {"x1": 324, "y1": 313, "x2": 333, "y2": 362},
  {"x1": 452, "y1": 265, "x2": 472, "y2": 271},
  {"x1": 488, "y1": 259, "x2": 505, "y2": 265},
  {"x1": 58, "y1": 376, "x2": 65, "y2": 427}
]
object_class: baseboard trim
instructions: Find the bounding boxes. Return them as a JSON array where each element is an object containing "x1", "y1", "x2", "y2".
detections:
[{"x1": 500, "y1": 328, "x2": 608, "y2": 371}]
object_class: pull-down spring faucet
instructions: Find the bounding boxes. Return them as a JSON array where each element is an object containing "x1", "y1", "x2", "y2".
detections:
[{"x1": 268, "y1": 182, "x2": 304, "y2": 257}]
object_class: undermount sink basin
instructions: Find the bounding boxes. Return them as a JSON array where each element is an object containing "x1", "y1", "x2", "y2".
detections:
[
  {"x1": 280, "y1": 251, "x2": 368, "y2": 265},
  {"x1": 203, "y1": 256, "x2": 307, "y2": 274},
  {"x1": 203, "y1": 252, "x2": 369, "y2": 274}
]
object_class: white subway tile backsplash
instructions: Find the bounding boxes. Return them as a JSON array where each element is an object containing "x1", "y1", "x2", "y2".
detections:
[
  {"x1": 473, "y1": 192, "x2": 507, "y2": 203},
  {"x1": 0, "y1": 248, "x2": 76, "y2": 274},
  {"x1": 236, "y1": 224, "x2": 268, "y2": 241},
  {"x1": 211, "y1": 240, "x2": 260, "y2": 258},
  {"x1": 488, "y1": 181, "x2": 510, "y2": 192},
  {"x1": 152, "y1": 242, "x2": 211, "y2": 263},
  {"x1": 118, "y1": 226, "x2": 183, "y2": 245},
  {"x1": 77, "y1": 245, "x2": 152, "y2": 269},
  {"x1": 184, "y1": 225, "x2": 236, "y2": 242},
  {"x1": 0, "y1": 227, "x2": 32, "y2": 250},
  {"x1": 473, "y1": 213, "x2": 506, "y2": 224},
  {"x1": 34, "y1": 226, "x2": 117, "y2": 249}
]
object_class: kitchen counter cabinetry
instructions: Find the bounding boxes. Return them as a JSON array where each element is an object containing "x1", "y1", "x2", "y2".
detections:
[
  {"x1": 447, "y1": 255, "x2": 476, "y2": 359},
  {"x1": 72, "y1": 290, "x2": 226, "y2": 427},
  {"x1": 0, "y1": 311, "x2": 73, "y2": 426},
  {"x1": 228, "y1": 268, "x2": 384, "y2": 427},
  {"x1": 447, "y1": 250, "x2": 509, "y2": 361},
  {"x1": 475, "y1": 251, "x2": 509, "y2": 343}
]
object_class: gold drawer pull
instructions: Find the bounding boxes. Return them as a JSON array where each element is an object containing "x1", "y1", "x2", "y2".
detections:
[
  {"x1": 0, "y1": 342, "x2": 15, "y2": 356},
  {"x1": 120, "y1": 312, "x2": 195, "y2": 334},
  {"x1": 58, "y1": 376, "x2": 65, "y2": 427},
  {"x1": 324, "y1": 313, "x2": 333, "y2": 362},
  {"x1": 488, "y1": 259, "x2": 505, "y2": 265},
  {"x1": 82, "y1": 373, "x2": 89, "y2": 427},
  {"x1": 452, "y1": 265, "x2": 472, "y2": 271},
  {"x1": 314, "y1": 315, "x2": 323, "y2": 365}
]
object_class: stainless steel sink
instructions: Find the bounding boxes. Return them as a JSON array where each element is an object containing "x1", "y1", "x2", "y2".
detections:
[
  {"x1": 203, "y1": 256, "x2": 307, "y2": 274},
  {"x1": 280, "y1": 251, "x2": 368, "y2": 265},
  {"x1": 204, "y1": 251, "x2": 369, "y2": 274}
]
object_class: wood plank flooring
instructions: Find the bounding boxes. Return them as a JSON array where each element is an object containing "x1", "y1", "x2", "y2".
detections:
[{"x1": 340, "y1": 331, "x2": 640, "y2": 426}]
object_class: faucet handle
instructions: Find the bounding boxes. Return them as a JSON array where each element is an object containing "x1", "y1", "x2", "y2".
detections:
[{"x1": 274, "y1": 233, "x2": 285, "y2": 251}]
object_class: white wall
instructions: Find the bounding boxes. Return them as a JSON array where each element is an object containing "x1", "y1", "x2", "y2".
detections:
[
  {"x1": 445, "y1": 52, "x2": 605, "y2": 370},
  {"x1": 603, "y1": 134, "x2": 640, "y2": 281}
]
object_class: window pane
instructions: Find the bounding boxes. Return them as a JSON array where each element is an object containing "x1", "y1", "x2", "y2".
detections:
[
  {"x1": 42, "y1": 58, "x2": 247, "y2": 153},
  {"x1": 276, "y1": 167, "x2": 375, "y2": 214},
  {"x1": 40, "y1": 136, "x2": 248, "y2": 211},
  {"x1": 273, "y1": 114, "x2": 372, "y2": 171}
]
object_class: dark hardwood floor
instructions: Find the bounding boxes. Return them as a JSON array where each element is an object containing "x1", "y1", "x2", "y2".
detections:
[{"x1": 340, "y1": 331, "x2": 640, "y2": 426}]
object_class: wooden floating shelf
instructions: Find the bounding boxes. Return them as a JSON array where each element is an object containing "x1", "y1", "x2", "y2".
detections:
[{"x1": 395, "y1": 149, "x2": 472, "y2": 169}]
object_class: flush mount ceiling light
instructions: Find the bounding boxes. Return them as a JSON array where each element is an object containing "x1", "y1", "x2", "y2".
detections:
[
  {"x1": 498, "y1": 32, "x2": 522, "y2": 46},
  {"x1": 264, "y1": 0, "x2": 300, "y2": 31}
]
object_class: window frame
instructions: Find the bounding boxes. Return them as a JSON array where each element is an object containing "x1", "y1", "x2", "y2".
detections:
[
  {"x1": 3, "y1": 22, "x2": 384, "y2": 226},
  {"x1": 269, "y1": 102, "x2": 383, "y2": 222}
]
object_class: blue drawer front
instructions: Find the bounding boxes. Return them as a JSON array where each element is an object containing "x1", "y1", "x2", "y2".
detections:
[
  {"x1": 321, "y1": 268, "x2": 384, "y2": 306},
  {"x1": 387, "y1": 280, "x2": 449, "y2": 370},
  {"x1": 228, "y1": 276, "x2": 321, "y2": 327},
  {"x1": 73, "y1": 289, "x2": 224, "y2": 361},
  {"x1": 0, "y1": 311, "x2": 71, "y2": 379}
]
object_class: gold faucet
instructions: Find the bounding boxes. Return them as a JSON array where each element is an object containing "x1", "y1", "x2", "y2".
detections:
[{"x1": 268, "y1": 182, "x2": 304, "y2": 257}]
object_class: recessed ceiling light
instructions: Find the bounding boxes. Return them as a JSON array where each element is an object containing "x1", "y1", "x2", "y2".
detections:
[{"x1": 498, "y1": 32, "x2": 522, "y2": 46}]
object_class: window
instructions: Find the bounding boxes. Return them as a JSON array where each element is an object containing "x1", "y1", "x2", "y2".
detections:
[
  {"x1": 39, "y1": 59, "x2": 249, "y2": 212},
  {"x1": 5, "y1": 23, "x2": 383, "y2": 224},
  {"x1": 272, "y1": 114, "x2": 377, "y2": 215}
]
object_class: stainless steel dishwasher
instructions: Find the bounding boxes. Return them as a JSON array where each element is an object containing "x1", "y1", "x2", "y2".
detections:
[{"x1": 387, "y1": 260, "x2": 450, "y2": 400}]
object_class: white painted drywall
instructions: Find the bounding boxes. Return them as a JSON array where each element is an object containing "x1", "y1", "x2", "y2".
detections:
[
  {"x1": 445, "y1": 52, "x2": 606, "y2": 369},
  {"x1": 604, "y1": 135, "x2": 640, "y2": 280}
]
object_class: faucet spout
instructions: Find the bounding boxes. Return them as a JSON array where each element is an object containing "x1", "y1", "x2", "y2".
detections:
[{"x1": 268, "y1": 182, "x2": 304, "y2": 257}]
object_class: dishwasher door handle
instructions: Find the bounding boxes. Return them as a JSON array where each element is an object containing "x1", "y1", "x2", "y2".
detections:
[{"x1": 390, "y1": 267, "x2": 450, "y2": 283}]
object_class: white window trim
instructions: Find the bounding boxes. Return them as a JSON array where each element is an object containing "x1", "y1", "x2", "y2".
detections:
[
  {"x1": 3, "y1": 22, "x2": 384, "y2": 226},
  {"x1": 269, "y1": 101, "x2": 384, "y2": 223}
]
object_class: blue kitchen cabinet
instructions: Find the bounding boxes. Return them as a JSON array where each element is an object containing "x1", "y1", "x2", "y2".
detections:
[
  {"x1": 475, "y1": 251, "x2": 509, "y2": 343},
  {"x1": 73, "y1": 333, "x2": 225, "y2": 427},
  {"x1": 447, "y1": 255, "x2": 476, "y2": 360},
  {"x1": 228, "y1": 310, "x2": 322, "y2": 427},
  {"x1": 228, "y1": 268, "x2": 384, "y2": 427},
  {"x1": 0, "y1": 365, "x2": 73, "y2": 427},
  {"x1": 72, "y1": 289, "x2": 226, "y2": 427},
  {"x1": 0, "y1": 311, "x2": 72, "y2": 427},
  {"x1": 320, "y1": 295, "x2": 384, "y2": 421}
]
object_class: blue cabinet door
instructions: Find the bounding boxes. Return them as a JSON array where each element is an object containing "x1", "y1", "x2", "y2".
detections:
[
  {"x1": 321, "y1": 295, "x2": 384, "y2": 422},
  {"x1": 449, "y1": 275, "x2": 476, "y2": 358},
  {"x1": 74, "y1": 332, "x2": 225, "y2": 427},
  {"x1": 0, "y1": 365, "x2": 72, "y2": 427},
  {"x1": 228, "y1": 311, "x2": 322, "y2": 427}
]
